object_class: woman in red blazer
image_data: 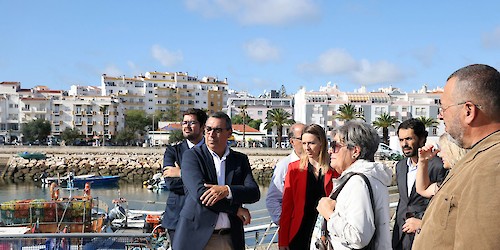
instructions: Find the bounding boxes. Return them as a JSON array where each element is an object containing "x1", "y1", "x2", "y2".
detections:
[{"x1": 279, "y1": 124, "x2": 339, "y2": 250}]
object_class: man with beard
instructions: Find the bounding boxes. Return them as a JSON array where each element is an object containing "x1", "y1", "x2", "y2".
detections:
[
  {"x1": 161, "y1": 108, "x2": 208, "y2": 245},
  {"x1": 392, "y1": 118, "x2": 447, "y2": 250},
  {"x1": 413, "y1": 64, "x2": 500, "y2": 249}
]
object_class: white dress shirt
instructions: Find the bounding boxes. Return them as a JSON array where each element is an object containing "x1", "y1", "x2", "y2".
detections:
[
  {"x1": 406, "y1": 158, "x2": 418, "y2": 197},
  {"x1": 207, "y1": 146, "x2": 231, "y2": 229}
]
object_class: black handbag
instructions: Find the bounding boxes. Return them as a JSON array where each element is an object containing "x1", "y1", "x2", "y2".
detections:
[{"x1": 316, "y1": 172, "x2": 377, "y2": 250}]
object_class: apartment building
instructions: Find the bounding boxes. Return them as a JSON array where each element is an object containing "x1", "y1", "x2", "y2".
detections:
[
  {"x1": 0, "y1": 71, "x2": 229, "y2": 144},
  {"x1": 101, "y1": 71, "x2": 228, "y2": 115},
  {"x1": 294, "y1": 83, "x2": 443, "y2": 139}
]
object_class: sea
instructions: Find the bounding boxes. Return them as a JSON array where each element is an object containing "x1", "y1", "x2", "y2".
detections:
[{"x1": 0, "y1": 180, "x2": 270, "y2": 215}]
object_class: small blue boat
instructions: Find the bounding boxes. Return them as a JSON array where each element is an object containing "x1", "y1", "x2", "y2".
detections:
[
  {"x1": 17, "y1": 152, "x2": 46, "y2": 160},
  {"x1": 72, "y1": 175, "x2": 120, "y2": 187}
]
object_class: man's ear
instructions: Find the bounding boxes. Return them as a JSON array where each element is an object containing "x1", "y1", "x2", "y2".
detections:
[{"x1": 464, "y1": 103, "x2": 478, "y2": 125}]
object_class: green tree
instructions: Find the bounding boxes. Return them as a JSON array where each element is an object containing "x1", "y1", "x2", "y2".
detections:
[
  {"x1": 60, "y1": 127, "x2": 82, "y2": 145},
  {"x1": 238, "y1": 105, "x2": 248, "y2": 147},
  {"x1": 248, "y1": 119, "x2": 262, "y2": 130},
  {"x1": 334, "y1": 103, "x2": 365, "y2": 121},
  {"x1": 264, "y1": 108, "x2": 294, "y2": 148},
  {"x1": 113, "y1": 127, "x2": 136, "y2": 146},
  {"x1": 280, "y1": 85, "x2": 287, "y2": 97},
  {"x1": 22, "y1": 119, "x2": 52, "y2": 143},
  {"x1": 168, "y1": 129, "x2": 184, "y2": 144},
  {"x1": 417, "y1": 116, "x2": 439, "y2": 128},
  {"x1": 124, "y1": 110, "x2": 149, "y2": 134},
  {"x1": 372, "y1": 113, "x2": 399, "y2": 145}
]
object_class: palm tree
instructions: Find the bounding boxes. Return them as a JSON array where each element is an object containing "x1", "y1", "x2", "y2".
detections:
[
  {"x1": 99, "y1": 105, "x2": 108, "y2": 146},
  {"x1": 334, "y1": 103, "x2": 365, "y2": 121},
  {"x1": 372, "y1": 113, "x2": 399, "y2": 145},
  {"x1": 264, "y1": 108, "x2": 294, "y2": 148},
  {"x1": 417, "y1": 116, "x2": 439, "y2": 128},
  {"x1": 238, "y1": 105, "x2": 248, "y2": 147}
]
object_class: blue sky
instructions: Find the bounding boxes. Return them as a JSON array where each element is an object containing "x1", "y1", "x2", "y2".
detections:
[{"x1": 1, "y1": 0, "x2": 500, "y2": 96}]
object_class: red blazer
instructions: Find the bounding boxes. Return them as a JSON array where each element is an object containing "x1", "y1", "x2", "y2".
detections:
[{"x1": 278, "y1": 160, "x2": 339, "y2": 246}]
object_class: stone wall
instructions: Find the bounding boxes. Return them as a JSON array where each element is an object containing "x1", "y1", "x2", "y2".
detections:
[{"x1": 4, "y1": 153, "x2": 279, "y2": 182}]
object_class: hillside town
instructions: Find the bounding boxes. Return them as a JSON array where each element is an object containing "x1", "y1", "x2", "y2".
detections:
[{"x1": 0, "y1": 70, "x2": 443, "y2": 149}]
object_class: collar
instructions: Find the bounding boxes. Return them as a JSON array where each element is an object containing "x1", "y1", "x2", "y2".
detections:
[
  {"x1": 207, "y1": 145, "x2": 230, "y2": 159},
  {"x1": 187, "y1": 138, "x2": 205, "y2": 149},
  {"x1": 406, "y1": 157, "x2": 418, "y2": 171}
]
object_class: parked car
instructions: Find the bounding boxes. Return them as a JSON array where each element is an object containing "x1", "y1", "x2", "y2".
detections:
[{"x1": 377, "y1": 143, "x2": 402, "y2": 160}]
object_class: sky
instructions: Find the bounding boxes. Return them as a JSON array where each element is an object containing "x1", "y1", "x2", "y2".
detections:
[{"x1": 1, "y1": 0, "x2": 500, "y2": 96}]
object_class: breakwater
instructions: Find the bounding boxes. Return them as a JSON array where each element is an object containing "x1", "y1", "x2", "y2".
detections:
[
  {"x1": 0, "y1": 146, "x2": 397, "y2": 184},
  {"x1": 0, "y1": 146, "x2": 286, "y2": 182}
]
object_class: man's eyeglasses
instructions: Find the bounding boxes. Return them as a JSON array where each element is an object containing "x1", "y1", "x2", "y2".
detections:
[
  {"x1": 329, "y1": 141, "x2": 347, "y2": 153},
  {"x1": 438, "y1": 102, "x2": 466, "y2": 116},
  {"x1": 182, "y1": 121, "x2": 198, "y2": 126},
  {"x1": 438, "y1": 101, "x2": 482, "y2": 116},
  {"x1": 205, "y1": 126, "x2": 229, "y2": 134}
]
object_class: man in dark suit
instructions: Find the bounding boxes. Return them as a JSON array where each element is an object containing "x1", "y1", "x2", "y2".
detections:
[
  {"x1": 161, "y1": 108, "x2": 208, "y2": 245},
  {"x1": 392, "y1": 118, "x2": 447, "y2": 250},
  {"x1": 173, "y1": 112, "x2": 260, "y2": 250}
]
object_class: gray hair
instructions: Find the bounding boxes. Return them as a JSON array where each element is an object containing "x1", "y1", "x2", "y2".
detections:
[
  {"x1": 210, "y1": 112, "x2": 232, "y2": 129},
  {"x1": 332, "y1": 121, "x2": 380, "y2": 162}
]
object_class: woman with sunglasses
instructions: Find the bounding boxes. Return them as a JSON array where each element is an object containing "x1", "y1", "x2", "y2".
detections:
[
  {"x1": 316, "y1": 121, "x2": 392, "y2": 249},
  {"x1": 279, "y1": 124, "x2": 339, "y2": 250}
]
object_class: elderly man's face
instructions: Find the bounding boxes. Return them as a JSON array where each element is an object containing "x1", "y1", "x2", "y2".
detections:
[
  {"x1": 440, "y1": 77, "x2": 465, "y2": 147},
  {"x1": 204, "y1": 117, "x2": 231, "y2": 153}
]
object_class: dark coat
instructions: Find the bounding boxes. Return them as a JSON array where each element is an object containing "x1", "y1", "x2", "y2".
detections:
[
  {"x1": 161, "y1": 140, "x2": 190, "y2": 230},
  {"x1": 172, "y1": 144, "x2": 260, "y2": 250},
  {"x1": 392, "y1": 157, "x2": 447, "y2": 250}
]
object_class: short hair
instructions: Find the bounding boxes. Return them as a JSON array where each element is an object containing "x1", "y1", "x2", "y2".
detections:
[
  {"x1": 299, "y1": 124, "x2": 329, "y2": 170},
  {"x1": 183, "y1": 108, "x2": 208, "y2": 126},
  {"x1": 288, "y1": 122, "x2": 305, "y2": 139},
  {"x1": 397, "y1": 118, "x2": 428, "y2": 141},
  {"x1": 332, "y1": 121, "x2": 380, "y2": 162},
  {"x1": 439, "y1": 133, "x2": 469, "y2": 167},
  {"x1": 448, "y1": 64, "x2": 500, "y2": 121},
  {"x1": 210, "y1": 112, "x2": 232, "y2": 129}
]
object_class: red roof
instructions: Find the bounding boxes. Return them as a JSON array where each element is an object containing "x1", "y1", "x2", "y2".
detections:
[{"x1": 231, "y1": 124, "x2": 259, "y2": 133}]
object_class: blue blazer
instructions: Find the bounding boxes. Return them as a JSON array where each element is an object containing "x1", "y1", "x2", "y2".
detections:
[
  {"x1": 161, "y1": 140, "x2": 190, "y2": 230},
  {"x1": 173, "y1": 144, "x2": 260, "y2": 250},
  {"x1": 392, "y1": 156, "x2": 447, "y2": 250}
]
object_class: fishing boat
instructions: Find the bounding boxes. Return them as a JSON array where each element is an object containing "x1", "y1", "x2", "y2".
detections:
[
  {"x1": 40, "y1": 173, "x2": 120, "y2": 188},
  {"x1": 17, "y1": 152, "x2": 46, "y2": 160}
]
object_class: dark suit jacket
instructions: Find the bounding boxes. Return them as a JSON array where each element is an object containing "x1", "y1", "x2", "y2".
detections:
[
  {"x1": 173, "y1": 144, "x2": 261, "y2": 250},
  {"x1": 392, "y1": 157, "x2": 447, "y2": 250},
  {"x1": 161, "y1": 140, "x2": 190, "y2": 230}
]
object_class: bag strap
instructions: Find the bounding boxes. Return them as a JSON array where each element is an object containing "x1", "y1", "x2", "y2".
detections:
[{"x1": 320, "y1": 172, "x2": 377, "y2": 250}]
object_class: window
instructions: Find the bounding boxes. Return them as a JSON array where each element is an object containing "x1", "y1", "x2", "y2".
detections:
[{"x1": 258, "y1": 111, "x2": 263, "y2": 115}]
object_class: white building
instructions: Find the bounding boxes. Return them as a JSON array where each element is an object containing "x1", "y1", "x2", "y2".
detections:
[
  {"x1": 294, "y1": 83, "x2": 443, "y2": 139},
  {"x1": 101, "y1": 71, "x2": 228, "y2": 115}
]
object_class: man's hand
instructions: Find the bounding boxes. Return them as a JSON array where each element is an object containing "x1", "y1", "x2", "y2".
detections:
[
  {"x1": 237, "y1": 207, "x2": 251, "y2": 225},
  {"x1": 317, "y1": 197, "x2": 336, "y2": 221},
  {"x1": 163, "y1": 162, "x2": 181, "y2": 177},
  {"x1": 200, "y1": 184, "x2": 229, "y2": 206},
  {"x1": 402, "y1": 218, "x2": 422, "y2": 234}
]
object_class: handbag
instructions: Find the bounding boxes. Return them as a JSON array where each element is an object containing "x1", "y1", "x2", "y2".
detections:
[{"x1": 314, "y1": 172, "x2": 377, "y2": 250}]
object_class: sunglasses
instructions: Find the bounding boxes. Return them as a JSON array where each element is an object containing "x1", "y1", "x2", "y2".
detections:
[
  {"x1": 205, "y1": 126, "x2": 229, "y2": 134},
  {"x1": 329, "y1": 140, "x2": 347, "y2": 153}
]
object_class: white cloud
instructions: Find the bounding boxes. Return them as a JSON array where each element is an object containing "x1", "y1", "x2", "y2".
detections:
[
  {"x1": 243, "y1": 38, "x2": 280, "y2": 62},
  {"x1": 151, "y1": 45, "x2": 183, "y2": 67},
  {"x1": 352, "y1": 60, "x2": 404, "y2": 84},
  {"x1": 299, "y1": 48, "x2": 405, "y2": 85},
  {"x1": 184, "y1": 0, "x2": 320, "y2": 25},
  {"x1": 482, "y1": 26, "x2": 500, "y2": 49}
]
